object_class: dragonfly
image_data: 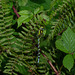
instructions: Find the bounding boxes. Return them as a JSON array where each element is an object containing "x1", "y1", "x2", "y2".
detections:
[{"x1": 37, "y1": 27, "x2": 44, "y2": 64}]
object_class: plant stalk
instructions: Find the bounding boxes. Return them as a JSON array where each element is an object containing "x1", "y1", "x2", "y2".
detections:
[
  {"x1": 41, "y1": 52, "x2": 60, "y2": 75},
  {"x1": 12, "y1": 6, "x2": 20, "y2": 18}
]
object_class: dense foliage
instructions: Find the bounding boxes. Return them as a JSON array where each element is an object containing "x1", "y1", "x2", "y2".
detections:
[{"x1": 0, "y1": 0, "x2": 75, "y2": 75}]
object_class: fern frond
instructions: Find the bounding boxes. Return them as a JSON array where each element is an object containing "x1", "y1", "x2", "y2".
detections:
[
  {"x1": 0, "y1": 0, "x2": 18, "y2": 74},
  {"x1": 15, "y1": 10, "x2": 50, "y2": 74},
  {"x1": 50, "y1": 0, "x2": 75, "y2": 39}
]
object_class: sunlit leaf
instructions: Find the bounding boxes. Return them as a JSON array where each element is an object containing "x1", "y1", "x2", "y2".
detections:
[
  {"x1": 17, "y1": 11, "x2": 33, "y2": 28},
  {"x1": 18, "y1": 10, "x2": 32, "y2": 16}
]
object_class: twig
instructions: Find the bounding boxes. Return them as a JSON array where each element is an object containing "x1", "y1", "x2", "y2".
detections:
[
  {"x1": 41, "y1": 52, "x2": 60, "y2": 75},
  {"x1": 12, "y1": 6, "x2": 26, "y2": 27},
  {"x1": 12, "y1": 6, "x2": 20, "y2": 18}
]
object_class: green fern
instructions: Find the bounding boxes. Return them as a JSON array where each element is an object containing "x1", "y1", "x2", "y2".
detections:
[
  {"x1": 0, "y1": 0, "x2": 75, "y2": 75},
  {"x1": 0, "y1": 0, "x2": 26, "y2": 74},
  {"x1": 14, "y1": 7, "x2": 51, "y2": 74},
  {"x1": 50, "y1": 0, "x2": 75, "y2": 39}
]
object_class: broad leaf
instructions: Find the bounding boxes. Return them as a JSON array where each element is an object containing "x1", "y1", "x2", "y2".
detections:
[
  {"x1": 63, "y1": 54, "x2": 74, "y2": 71},
  {"x1": 56, "y1": 40, "x2": 69, "y2": 53},
  {"x1": 17, "y1": 11, "x2": 33, "y2": 28},
  {"x1": 56, "y1": 27, "x2": 75, "y2": 53},
  {"x1": 62, "y1": 27, "x2": 75, "y2": 53}
]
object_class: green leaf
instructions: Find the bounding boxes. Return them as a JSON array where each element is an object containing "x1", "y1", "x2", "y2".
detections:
[
  {"x1": 34, "y1": 6, "x2": 43, "y2": 15},
  {"x1": 18, "y1": 10, "x2": 32, "y2": 16},
  {"x1": 18, "y1": 0, "x2": 28, "y2": 6},
  {"x1": 62, "y1": 27, "x2": 75, "y2": 53},
  {"x1": 56, "y1": 27, "x2": 75, "y2": 53},
  {"x1": 56, "y1": 40, "x2": 69, "y2": 53},
  {"x1": 17, "y1": 16, "x2": 25, "y2": 28},
  {"x1": 17, "y1": 12, "x2": 33, "y2": 28},
  {"x1": 63, "y1": 54, "x2": 74, "y2": 71}
]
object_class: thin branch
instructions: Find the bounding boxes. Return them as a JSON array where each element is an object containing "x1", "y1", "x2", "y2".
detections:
[
  {"x1": 41, "y1": 52, "x2": 60, "y2": 75},
  {"x1": 12, "y1": 6, "x2": 20, "y2": 18},
  {"x1": 12, "y1": 6, "x2": 26, "y2": 27}
]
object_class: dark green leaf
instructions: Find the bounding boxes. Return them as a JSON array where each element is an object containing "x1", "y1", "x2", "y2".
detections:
[
  {"x1": 62, "y1": 27, "x2": 75, "y2": 53},
  {"x1": 56, "y1": 27, "x2": 75, "y2": 53},
  {"x1": 56, "y1": 39, "x2": 69, "y2": 53},
  {"x1": 63, "y1": 54, "x2": 74, "y2": 71}
]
